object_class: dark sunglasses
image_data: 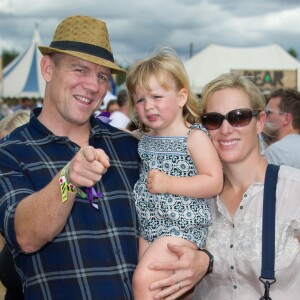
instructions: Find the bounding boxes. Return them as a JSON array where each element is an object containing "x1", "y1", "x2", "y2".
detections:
[{"x1": 201, "y1": 108, "x2": 260, "y2": 130}]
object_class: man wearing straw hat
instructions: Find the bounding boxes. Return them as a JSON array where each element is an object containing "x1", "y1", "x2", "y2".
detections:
[
  {"x1": 0, "y1": 15, "x2": 140, "y2": 299},
  {"x1": 0, "y1": 15, "x2": 211, "y2": 300}
]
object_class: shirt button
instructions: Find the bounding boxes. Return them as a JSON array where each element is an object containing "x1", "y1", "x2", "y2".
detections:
[
  {"x1": 243, "y1": 193, "x2": 247, "y2": 198},
  {"x1": 74, "y1": 147, "x2": 80, "y2": 152},
  {"x1": 232, "y1": 224, "x2": 235, "y2": 228},
  {"x1": 240, "y1": 205, "x2": 243, "y2": 209},
  {"x1": 230, "y1": 244, "x2": 233, "y2": 248},
  {"x1": 231, "y1": 266, "x2": 234, "y2": 270},
  {"x1": 234, "y1": 285, "x2": 237, "y2": 289}
]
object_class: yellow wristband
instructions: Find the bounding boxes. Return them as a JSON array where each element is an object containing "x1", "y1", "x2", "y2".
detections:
[{"x1": 59, "y1": 163, "x2": 76, "y2": 203}]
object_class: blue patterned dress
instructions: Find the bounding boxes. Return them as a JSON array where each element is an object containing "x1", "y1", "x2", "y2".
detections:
[{"x1": 133, "y1": 124, "x2": 212, "y2": 248}]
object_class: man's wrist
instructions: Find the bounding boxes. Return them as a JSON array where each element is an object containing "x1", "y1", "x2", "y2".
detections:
[{"x1": 199, "y1": 248, "x2": 214, "y2": 275}]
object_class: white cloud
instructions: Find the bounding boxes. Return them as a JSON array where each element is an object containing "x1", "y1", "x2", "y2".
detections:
[{"x1": 0, "y1": 0, "x2": 300, "y2": 66}]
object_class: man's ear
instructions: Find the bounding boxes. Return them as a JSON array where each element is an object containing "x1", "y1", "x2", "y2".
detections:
[
  {"x1": 282, "y1": 112, "x2": 292, "y2": 126},
  {"x1": 40, "y1": 55, "x2": 53, "y2": 82}
]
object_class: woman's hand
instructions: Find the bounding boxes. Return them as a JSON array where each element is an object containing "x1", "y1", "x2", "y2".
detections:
[{"x1": 148, "y1": 243, "x2": 209, "y2": 299}]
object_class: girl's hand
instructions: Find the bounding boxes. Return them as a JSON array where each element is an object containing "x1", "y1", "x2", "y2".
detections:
[{"x1": 147, "y1": 169, "x2": 171, "y2": 194}]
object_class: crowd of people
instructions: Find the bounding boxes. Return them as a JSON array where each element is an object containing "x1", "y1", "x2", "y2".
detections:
[
  {"x1": 0, "y1": 14, "x2": 299, "y2": 300},
  {"x1": 0, "y1": 97, "x2": 38, "y2": 121}
]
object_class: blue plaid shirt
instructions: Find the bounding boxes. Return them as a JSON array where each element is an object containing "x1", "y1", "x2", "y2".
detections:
[{"x1": 0, "y1": 108, "x2": 140, "y2": 300}]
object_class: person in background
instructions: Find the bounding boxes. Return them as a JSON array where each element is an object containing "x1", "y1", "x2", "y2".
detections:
[
  {"x1": 126, "y1": 48, "x2": 223, "y2": 300},
  {"x1": 0, "y1": 110, "x2": 30, "y2": 300},
  {"x1": 99, "y1": 89, "x2": 117, "y2": 111},
  {"x1": 0, "y1": 100, "x2": 13, "y2": 119},
  {"x1": 13, "y1": 97, "x2": 33, "y2": 111},
  {"x1": 263, "y1": 88, "x2": 300, "y2": 168},
  {"x1": 35, "y1": 98, "x2": 43, "y2": 108},
  {"x1": 109, "y1": 89, "x2": 131, "y2": 129},
  {"x1": 0, "y1": 109, "x2": 30, "y2": 139},
  {"x1": 0, "y1": 99, "x2": 5, "y2": 121},
  {"x1": 106, "y1": 99, "x2": 119, "y2": 114}
]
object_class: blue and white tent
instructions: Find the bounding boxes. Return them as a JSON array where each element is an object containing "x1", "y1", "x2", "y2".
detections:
[{"x1": 1, "y1": 27, "x2": 45, "y2": 98}]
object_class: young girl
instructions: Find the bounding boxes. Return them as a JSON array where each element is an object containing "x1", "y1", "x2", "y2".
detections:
[{"x1": 126, "y1": 48, "x2": 223, "y2": 299}]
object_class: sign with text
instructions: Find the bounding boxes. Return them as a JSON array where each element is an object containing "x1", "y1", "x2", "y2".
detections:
[{"x1": 231, "y1": 69, "x2": 297, "y2": 93}]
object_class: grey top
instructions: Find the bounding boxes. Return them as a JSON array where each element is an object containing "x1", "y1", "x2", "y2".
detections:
[{"x1": 264, "y1": 134, "x2": 300, "y2": 168}]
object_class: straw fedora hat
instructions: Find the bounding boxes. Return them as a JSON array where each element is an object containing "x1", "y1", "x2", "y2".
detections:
[{"x1": 38, "y1": 15, "x2": 125, "y2": 73}]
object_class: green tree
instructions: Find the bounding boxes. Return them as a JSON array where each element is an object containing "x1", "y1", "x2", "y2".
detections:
[
  {"x1": 115, "y1": 64, "x2": 128, "y2": 86},
  {"x1": 287, "y1": 48, "x2": 297, "y2": 59},
  {"x1": 1, "y1": 49, "x2": 19, "y2": 68}
]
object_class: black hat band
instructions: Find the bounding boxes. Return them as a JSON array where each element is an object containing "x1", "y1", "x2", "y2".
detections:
[{"x1": 49, "y1": 40, "x2": 114, "y2": 62}]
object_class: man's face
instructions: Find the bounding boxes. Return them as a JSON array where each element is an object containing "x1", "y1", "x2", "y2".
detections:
[
  {"x1": 42, "y1": 54, "x2": 111, "y2": 128},
  {"x1": 266, "y1": 96, "x2": 285, "y2": 137}
]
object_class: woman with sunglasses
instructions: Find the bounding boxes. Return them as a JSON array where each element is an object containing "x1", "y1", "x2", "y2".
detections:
[{"x1": 149, "y1": 73, "x2": 300, "y2": 300}]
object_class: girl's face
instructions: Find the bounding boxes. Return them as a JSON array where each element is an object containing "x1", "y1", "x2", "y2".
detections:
[
  {"x1": 205, "y1": 87, "x2": 265, "y2": 164},
  {"x1": 133, "y1": 75, "x2": 187, "y2": 136}
]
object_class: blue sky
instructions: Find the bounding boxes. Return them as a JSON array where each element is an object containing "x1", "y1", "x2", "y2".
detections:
[{"x1": 1, "y1": 0, "x2": 300, "y2": 66}]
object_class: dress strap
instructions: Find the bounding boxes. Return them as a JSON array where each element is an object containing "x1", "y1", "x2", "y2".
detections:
[{"x1": 188, "y1": 123, "x2": 209, "y2": 136}]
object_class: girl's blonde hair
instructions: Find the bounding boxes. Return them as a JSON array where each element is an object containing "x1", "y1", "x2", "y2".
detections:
[{"x1": 126, "y1": 47, "x2": 200, "y2": 131}]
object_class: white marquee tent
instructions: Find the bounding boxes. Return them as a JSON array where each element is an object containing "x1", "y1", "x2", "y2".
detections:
[
  {"x1": 184, "y1": 44, "x2": 300, "y2": 95},
  {"x1": 1, "y1": 27, "x2": 45, "y2": 98}
]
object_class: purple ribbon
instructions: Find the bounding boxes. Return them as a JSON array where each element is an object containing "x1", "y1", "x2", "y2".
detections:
[
  {"x1": 96, "y1": 111, "x2": 112, "y2": 124},
  {"x1": 83, "y1": 111, "x2": 110, "y2": 209},
  {"x1": 86, "y1": 187, "x2": 103, "y2": 210}
]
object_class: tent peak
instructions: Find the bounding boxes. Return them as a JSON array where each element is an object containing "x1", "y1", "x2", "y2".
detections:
[
  {"x1": 32, "y1": 25, "x2": 42, "y2": 44},
  {"x1": 1, "y1": 26, "x2": 45, "y2": 98}
]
